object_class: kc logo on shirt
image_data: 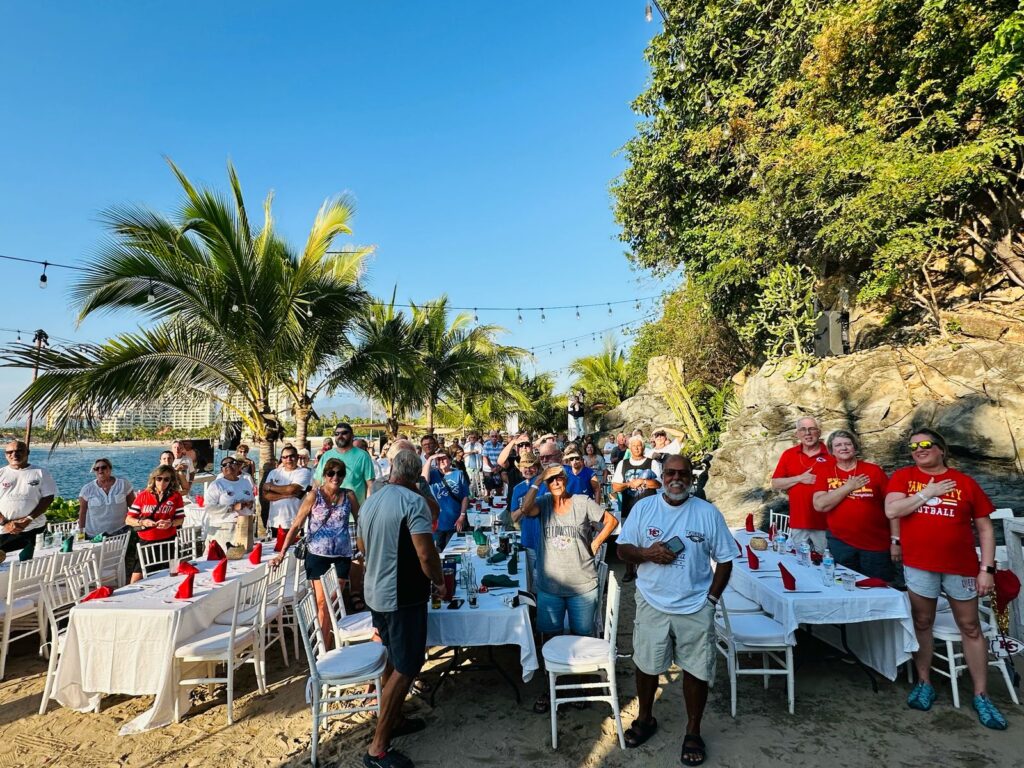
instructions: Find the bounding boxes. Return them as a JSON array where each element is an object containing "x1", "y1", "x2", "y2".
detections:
[{"x1": 647, "y1": 527, "x2": 662, "y2": 538}]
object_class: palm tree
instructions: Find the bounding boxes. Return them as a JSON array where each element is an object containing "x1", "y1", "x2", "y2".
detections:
[
  {"x1": 2, "y1": 160, "x2": 369, "y2": 476},
  {"x1": 436, "y1": 363, "x2": 530, "y2": 432},
  {"x1": 568, "y1": 336, "x2": 639, "y2": 415}
]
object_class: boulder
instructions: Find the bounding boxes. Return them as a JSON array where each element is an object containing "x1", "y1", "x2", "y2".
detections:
[
  {"x1": 705, "y1": 340, "x2": 1024, "y2": 526},
  {"x1": 598, "y1": 356, "x2": 680, "y2": 437}
]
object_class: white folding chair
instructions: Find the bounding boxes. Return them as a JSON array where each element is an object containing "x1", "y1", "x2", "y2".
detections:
[
  {"x1": 715, "y1": 603, "x2": 795, "y2": 716},
  {"x1": 320, "y1": 567, "x2": 375, "y2": 646},
  {"x1": 174, "y1": 574, "x2": 268, "y2": 725},
  {"x1": 930, "y1": 598, "x2": 1020, "y2": 708},
  {"x1": 543, "y1": 571, "x2": 625, "y2": 750},
  {"x1": 38, "y1": 562, "x2": 93, "y2": 714},
  {"x1": 722, "y1": 586, "x2": 765, "y2": 615},
  {"x1": 47, "y1": 521, "x2": 77, "y2": 537},
  {"x1": 136, "y1": 539, "x2": 179, "y2": 579},
  {"x1": 0, "y1": 557, "x2": 50, "y2": 680},
  {"x1": 295, "y1": 591, "x2": 385, "y2": 767},
  {"x1": 592, "y1": 561, "x2": 610, "y2": 638},
  {"x1": 262, "y1": 557, "x2": 290, "y2": 665},
  {"x1": 768, "y1": 511, "x2": 790, "y2": 535},
  {"x1": 47, "y1": 548, "x2": 100, "y2": 586},
  {"x1": 97, "y1": 532, "x2": 130, "y2": 587},
  {"x1": 281, "y1": 550, "x2": 309, "y2": 660},
  {"x1": 176, "y1": 526, "x2": 204, "y2": 561}
]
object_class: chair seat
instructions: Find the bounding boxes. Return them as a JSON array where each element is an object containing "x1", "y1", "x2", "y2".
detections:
[
  {"x1": 316, "y1": 642, "x2": 387, "y2": 681},
  {"x1": 212, "y1": 605, "x2": 262, "y2": 626},
  {"x1": 265, "y1": 604, "x2": 283, "y2": 622},
  {"x1": 0, "y1": 597, "x2": 36, "y2": 619},
  {"x1": 175, "y1": 624, "x2": 255, "y2": 658},
  {"x1": 722, "y1": 588, "x2": 762, "y2": 614},
  {"x1": 338, "y1": 611, "x2": 374, "y2": 637},
  {"x1": 933, "y1": 611, "x2": 993, "y2": 639},
  {"x1": 543, "y1": 635, "x2": 612, "y2": 667},
  {"x1": 718, "y1": 614, "x2": 789, "y2": 647}
]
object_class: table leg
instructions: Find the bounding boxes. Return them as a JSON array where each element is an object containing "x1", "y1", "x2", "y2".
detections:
[{"x1": 427, "y1": 646, "x2": 521, "y2": 705}]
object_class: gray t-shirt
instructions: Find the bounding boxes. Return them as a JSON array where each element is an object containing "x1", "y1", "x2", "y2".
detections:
[
  {"x1": 535, "y1": 493, "x2": 608, "y2": 597},
  {"x1": 357, "y1": 483, "x2": 434, "y2": 612}
]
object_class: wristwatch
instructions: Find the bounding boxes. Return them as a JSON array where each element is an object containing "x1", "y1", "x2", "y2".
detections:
[
  {"x1": 890, "y1": 537, "x2": 900, "y2": 545},
  {"x1": 981, "y1": 565, "x2": 996, "y2": 574}
]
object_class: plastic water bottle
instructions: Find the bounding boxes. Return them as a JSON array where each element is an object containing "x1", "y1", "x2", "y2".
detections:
[
  {"x1": 798, "y1": 541, "x2": 810, "y2": 567},
  {"x1": 822, "y1": 549, "x2": 835, "y2": 587}
]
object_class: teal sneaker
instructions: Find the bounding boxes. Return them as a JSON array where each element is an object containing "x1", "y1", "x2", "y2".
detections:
[
  {"x1": 973, "y1": 694, "x2": 1008, "y2": 730},
  {"x1": 907, "y1": 681, "x2": 936, "y2": 711}
]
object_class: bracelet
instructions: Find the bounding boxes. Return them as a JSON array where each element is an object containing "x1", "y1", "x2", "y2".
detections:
[
  {"x1": 915, "y1": 491, "x2": 928, "y2": 503},
  {"x1": 890, "y1": 537, "x2": 901, "y2": 545},
  {"x1": 707, "y1": 594, "x2": 720, "y2": 605}
]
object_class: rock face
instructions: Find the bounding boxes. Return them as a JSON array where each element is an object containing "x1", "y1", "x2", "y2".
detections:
[
  {"x1": 705, "y1": 340, "x2": 1024, "y2": 526},
  {"x1": 598, "y1": 356, "x2": 679, "y2": 437}
]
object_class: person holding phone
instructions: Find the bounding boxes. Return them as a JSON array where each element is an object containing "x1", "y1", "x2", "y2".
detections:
[{"x1": 616, "y1": 454, "x2": 737, "y2": 766}]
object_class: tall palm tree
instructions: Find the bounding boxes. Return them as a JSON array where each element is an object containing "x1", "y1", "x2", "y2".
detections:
[
  {"x1": 568, "y1": 336, "x2": 639, "y2": 415},
  {"x1": 2, "y1": 160, "x2": 369, "y2": 476}
]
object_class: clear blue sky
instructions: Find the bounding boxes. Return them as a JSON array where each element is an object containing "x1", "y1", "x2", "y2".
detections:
[{"x1": 0, "y1": 1, "x2": 662, "y2": 418}]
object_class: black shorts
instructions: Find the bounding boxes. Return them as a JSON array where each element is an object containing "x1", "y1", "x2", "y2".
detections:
[
  {"x1": 371, "y1": 603, "x2": 428, "y2": 677},
  {"x1": 483, "y1": 473, "x2": 504, "y2": 491},
  {"x1": 304, "y1": 553, "x2": 352, "y2": 581}
]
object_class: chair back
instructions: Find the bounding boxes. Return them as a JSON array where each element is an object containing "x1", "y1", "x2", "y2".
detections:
[
  {"x1": 98, "y1": 532, "x2": 130, "y2": 586},
  {"x1": 7, "y1": 557, "x2": 50, "y2": 605},
  {"x1": 295, "y1": 590, "x2": 327, "y2": 679},
  {"x1": 264, "y1": 557, "x2": 288, "y2": 616},
  {"x1": 40, "y1": 562, "x2": 92, "y2": 641},
  {"x1": 594, "y1": 561, "x2": 609, "y2": 637},
  {"x1": 236, "y1": 571, "x2": 269, "y2": 630},
  {"x1": 320, "y1": 566, "x2": 347, "y2": 642},
  {"x1": 47, "y1": 521, "x2": 76, "y2": 537},
  {"x1": 47, "y1": 548, "x2": 99, "y2": 585},
  {"x1": 601, "y1": 571, "x2": 621, "y2": 659},
  {"x1": 176, "y1": 526, "x2": 204, "y2": 560},
  {"x1": 136, "y1": 539, "x2": 179, "y2": 578},
  {"x1": 768, "y1": 511, "x2": 790, "y2": 535},
  {"x1": 716, "y1": 601, "x2": 734, "y2": 640}
]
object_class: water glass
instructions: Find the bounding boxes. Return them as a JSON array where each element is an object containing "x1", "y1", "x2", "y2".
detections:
[
  {"x1": 169, "y1": 556, "x2": 180, "y2": 576},
  {"x1": 841, "y1": 572, "x2": 856, "y2": 591}
]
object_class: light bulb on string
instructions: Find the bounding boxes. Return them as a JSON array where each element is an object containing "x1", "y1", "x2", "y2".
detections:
[
  {"x1": 540, "y1": 308, "x2": 546, "y2": 323},
  {"x1": 517, "y1": 308, "x2": 523, "y2": 324},
  {"x1": 645, "y1": 3, "x2": 653, "y2": 22},
  {"x1": 306, "y1": 307, "x2": 313, "y2": 318},
  {"x1": 607, "y1": 303, "x2": 612, "y2": 316},
  {"x1": 575, "y1": 306, "x2": 580, "y2": 320},
  {"x1": 16, "y1": 330, "x2": 21, "y2": 341},
  {"x1": 147, "y1": 281, "x2": 156, "y2": 303},
  {"x1": 635, "y1": 300, "x2": 642, "y2": 312},
  {"x1": 231, "y1": 302, "x2": 240, "y2": 313},
  {"x1": 39, "y1": 262, "x2": 48, "y2": 289},
  {"x1": 473, "y1": 308, "x2": 479, "y2": 323}
]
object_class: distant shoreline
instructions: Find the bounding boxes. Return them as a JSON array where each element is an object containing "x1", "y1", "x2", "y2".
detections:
[{"x1": 27, "y1": 439, "x2": 169, "y2": 451}]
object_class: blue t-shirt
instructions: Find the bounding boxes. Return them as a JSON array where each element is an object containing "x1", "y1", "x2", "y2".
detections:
[
  {"x1": 428, "y1": 468, "x2": 469, "y2": 532},
  {"x1": 564, "y1": 465, "x2": 596, "y2": 498},
  {"x1": 510, "y1": 479, "x2": 549, "y2": 550}
]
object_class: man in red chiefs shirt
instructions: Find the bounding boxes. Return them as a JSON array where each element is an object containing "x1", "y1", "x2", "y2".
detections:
[{"x1": 771, "y1": 416, "x2": 830, "y2": 553}]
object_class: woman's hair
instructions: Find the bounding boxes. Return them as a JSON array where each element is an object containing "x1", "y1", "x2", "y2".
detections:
[
  {"x1": 94, "y1": 457, "x2": 112, "y2": 469},
  {"x1": 320, "y1": 457, "x2": 347, "y2": 481},
  {"x1": 910, "y1": 427, "x2": 949, "y2": 465},
  {"x1": 584, "y1": 443, "x2": 596, "y2": 455},
  {"x1": 826, "y1": 429, "x2": 861, "y2": 454},
  {"x1": 147, "y1": 463, "x2": 180, "y2": 494}
]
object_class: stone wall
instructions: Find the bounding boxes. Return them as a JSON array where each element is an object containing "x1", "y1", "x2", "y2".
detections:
[
  {"x1": 598, "y1": 356, "x2": 679, "y2": 437},
  {"x1": 704, "y1": 340, "x2": 1024, "y2": 526}
]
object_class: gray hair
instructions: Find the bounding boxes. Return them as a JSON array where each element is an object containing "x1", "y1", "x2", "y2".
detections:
[
  {"x1": 390, "y1": 449, "x2": 422, "y2": 485},
  {"x1": 795, "y1": 416, "x2": 820, "y2": 430},
  {"x1": 826, "y1": 429, "x2": 861, "y2": 454}
]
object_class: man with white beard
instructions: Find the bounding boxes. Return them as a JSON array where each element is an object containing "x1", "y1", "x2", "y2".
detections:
[{"x1": 616, "y1": 454, "x2": 736, "y2": 766}]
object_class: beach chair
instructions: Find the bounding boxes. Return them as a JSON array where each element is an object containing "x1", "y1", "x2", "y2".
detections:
[
  {"x1": 295, "y1": 591, "x2": 385, "y2": 767},
  {"x1": 543, "y1": 571, "x2": 626, "y2": 750},
  {"x1": 97, "y1": 532, "x2": 130, "y2": 587},
  {"x1": 0, "y1": 557, "x2": 49, "y2": 680},
  {"x1": 714, "y1": 603, "x2": 795, "y2": 716},
  {"x1": 281, "y1": 550, "x2": 309, "y2": 660},
  {"x1": 320, "y1": 567, "x2": 374, "y2": 646},
  {"x1": 38, "y1": 562, "x2": 93, "y2": 714},
  {"x1": 261, "y1": 556, "x2": 290, "y2": 665}
]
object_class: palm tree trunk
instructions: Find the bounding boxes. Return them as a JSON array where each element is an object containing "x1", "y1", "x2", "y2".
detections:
[
  {"x1": 294, "y1": 403, "x2": 312, "y2": 450},
  {"x1": 426, "y1": 399, "x2": 435, "y2": 433}
]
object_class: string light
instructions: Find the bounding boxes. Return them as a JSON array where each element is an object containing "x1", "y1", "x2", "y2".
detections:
[
  {"x1": 39, "y1": 262, "x2": 48, "y2": 289},
  {"x1": 231, "y1": 303, "x2": 240, "y2": 313},
  {"x1": 517, "y1": 308, "x2": 523, "y2": 324},
  {"x1": 147, "y1": 281, "x2": 156, "y2": 303},
  {"x1": 473, "y1": 308, "x2": 479, "y2": 323},
  {"x1": 540, "y1": 308, "x2": 546, "y2": 323},
  {"x1": 306, "y1": 307, "x2": 313, "y2": 318},
  {"x1": 645, "y1": 3, "x2": 653, "y2": 22},
  {"x1": 607, "y1": 303, "x2": 612, "y2": 316},
  {"x1": 575, "y1": 306, "x2": 580, "y2": 320}
]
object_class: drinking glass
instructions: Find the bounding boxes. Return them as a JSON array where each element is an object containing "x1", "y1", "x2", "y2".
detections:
[
  {"x1": 169, "y1": 556, "x2": 180, "y2": 576},
  {"x1": 842, "y1": 573, "x2": 856, "y2": 591}
]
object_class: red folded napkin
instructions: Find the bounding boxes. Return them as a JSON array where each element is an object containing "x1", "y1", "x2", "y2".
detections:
[
  {"x1": 175, "y1": 573, "x2": 195, "y2": 599},
  {"x1": 206, "y1": 539, "x2": 226, "y2": 561},
  {"x1": 176, "y1": 561, "x2": 199, "y2": 576},
  {"x1": 212, "y1": 558, "x2": 228, "y2": 583},
  {"x1": 248, "y1": 542, "x2": 263, "y2": 565},
  {"x1": 769, "y1": 524, "x2": 777, "y2": 541},
  {"x1": 745, "y1": 513, "x2": 755, "y2": 533},
  {"x1": 746, "y1": 545, "x2": 760, "y2": 571},
  {"x1": 855, "y1": 577, "x2": 889, "y2": 588},
  {"x1": 274, "y1": 528, "x2": 288, "y2": 553},
  {"x1": 196, "y1": 495, "x2": 205, "y2": 508},
  {"x1": 778, "y1": 562, "x2": 797, "y2": 591},
  {"x1": 81, "y1": 586, "x2": 113, "y2": 603}
]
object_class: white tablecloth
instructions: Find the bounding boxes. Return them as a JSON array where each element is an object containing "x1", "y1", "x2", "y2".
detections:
[
  {"x1": 53, "y1": 550, "x2": 275, "y2": 734},
  {"x1": 0, "y1": 540, "x2": 103, "y2": 594},
  {"x1": 730, "y1": 530, "x2": 916, "y2": 680},
  {"x1": 431, "y1": 536, "x2": 538, "y2": 682}
]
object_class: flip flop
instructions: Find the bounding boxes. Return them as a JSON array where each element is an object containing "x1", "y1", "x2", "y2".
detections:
[
  {"x1": 623, "y1": 716, "x2": 657, "y2": 748},
  {"x1": 681, "y1": 733, "x2": 706, "y2": 766}
]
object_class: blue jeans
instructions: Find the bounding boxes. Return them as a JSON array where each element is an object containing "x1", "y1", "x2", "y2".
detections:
[
  {"x1": 537, "y1": 586, "x2": 599, "y2": 635},
  {"x1": 827, "y1": 532, "x2": 894, "y2": 582}
]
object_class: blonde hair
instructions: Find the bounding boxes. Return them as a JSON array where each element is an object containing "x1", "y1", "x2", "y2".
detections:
[{"x1": 147, "y1": 463, "x2": 180, "y2": 494}]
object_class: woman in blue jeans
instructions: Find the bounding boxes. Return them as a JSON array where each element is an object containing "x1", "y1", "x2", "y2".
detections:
[{"x1": 521, "y1": 464, "x2": 618, "y2": 713}]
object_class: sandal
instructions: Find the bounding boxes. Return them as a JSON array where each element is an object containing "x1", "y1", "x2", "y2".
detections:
[
  {"x1": 681, "y1": 733, "x2": 706, "y2": 766},
  {"x1": 410, "y1": 678, "x2": 432, "y2": 696},
  {"x1": 533, "y1": 692, "x2": 550, "y2": 714},
  {"x1": 623, "y1": 716, "x2": 657, "y2": 748},
  {"x1": 350, "y1": 591, "x2": 368, "y2": 612}
]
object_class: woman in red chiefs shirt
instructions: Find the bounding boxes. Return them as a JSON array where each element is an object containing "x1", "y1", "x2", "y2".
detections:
[
  {"x1": 126, "y1": 464, "x2": 185, "y2": 583},
  {"x1": 811, "y1": 430, "x2": 898, "y2": 581},
  {"x1": 885, "y1": 429, "x2": 1005, "y2": 729}
]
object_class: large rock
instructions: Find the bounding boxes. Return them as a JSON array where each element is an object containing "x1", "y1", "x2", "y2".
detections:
[
  {"x1": 705, "y1": 340, "x2": 1024, "y2": 526},
  {"x1": 599, "y1": 356, "x2": 680, "y2": 436}
]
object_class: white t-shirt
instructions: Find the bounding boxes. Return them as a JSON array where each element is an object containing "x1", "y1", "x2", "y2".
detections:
[
  {"x1": 264, "y1": 466, "x2": 312, "y2": 529},
  {"x1": 172, "y1": 455, "x2": 194, "y2": 476},
  {"x1": 617, "y1": 494, "x2": 737, "y2": 615},
  {"x1": 78, "y1": 477, "x2": 134, "y2": 537},
  {"x1": 0, "y1": 465, "x2": 58, "y2": 533},
  {"x1": 204, "y1": 475, "x2": 256, "y2": 529}
]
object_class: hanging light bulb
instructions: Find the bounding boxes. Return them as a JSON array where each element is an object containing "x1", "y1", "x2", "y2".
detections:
[
  {"x1": 635, "y1": 300, "x2": 642, "y2": 311},
  {"x1": 306, "y1": 307, "x2": 313, "y2": 318},
  {"x1": 645, "y1": 3, "x2": 653, "y2": 22},
  {"x1": 607, "y1": 303, "x2": 613, "y2": 316},
  {"x1": 16, "y1": 330, "x2": 21, "y2": 341},
  {"x1": 575, "y1": 306, "x2": 580, "y2": 320},
  {"x1": 517, "y1": 308, "x2": 523, "y2": 324},
  {"x1": 540, "y1": 308, "x2": 546, "y2": 323},
  {"x1": 39, "y1": 262, "x2": 48, "y2": 289},
  {"x1": 473, "y1": 308, "x2": 479, "y2": 323},
  {"x1": 561, "y1": 342, "x2": 566, "y2": 350},
  {"x1": 147, "y1": 281, "x2": 156, "y2": 303},
  {"x1": 231, "y1": 302, "x2": 240, "y2": 313}
]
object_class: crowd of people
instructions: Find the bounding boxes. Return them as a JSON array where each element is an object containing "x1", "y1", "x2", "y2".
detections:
[{"x1": 0, "y1": 411, "x2": 1013, "y2": 765}]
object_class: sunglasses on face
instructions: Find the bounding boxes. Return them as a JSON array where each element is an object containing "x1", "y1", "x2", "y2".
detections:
[
  {"x1": 282, "y1": 454, "x2": 298, "y2": 460},
  {"x1": 93, "y1": 465, "x2": 111, "y2": 472},
  {"x1": 155, "y1": 476, "x2": 173, "y2": 483},
  {"x1": 323, "y1": 469, "x2": 343, "y2": 479},
  {"x1": 909, "y1": 440, "x2": 936, "y2": 451},
  {"x1": 221, "y1": 460, "x2": 237, "y2": 468},
  {"x1": 335, "y1": 430, "x2": 351, "y2": 436}
]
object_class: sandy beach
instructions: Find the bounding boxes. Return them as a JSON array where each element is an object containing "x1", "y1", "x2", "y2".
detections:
[{"x1": 1, "y1": 564, "x2": 1020, "y2": 768}]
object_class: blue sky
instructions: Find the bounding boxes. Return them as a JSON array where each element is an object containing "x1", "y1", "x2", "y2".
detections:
[{"x1": 0, "y1": 1, "x2": 662, "y2": 418}]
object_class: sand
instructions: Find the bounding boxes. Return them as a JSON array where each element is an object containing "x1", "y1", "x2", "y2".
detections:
[{"x1": 1, "y1": 570, "x2": 1021, "y2": 768}]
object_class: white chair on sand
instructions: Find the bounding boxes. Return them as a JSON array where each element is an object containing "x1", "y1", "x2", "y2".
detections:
[
  {"x1": 176, "y1": 526, "x2": 204, "y2": 561},
  {"x1": 930, "y1": 598, "x2": 1019, "y2": 709},
  {"x1": 136, "y1": 539, "x2": 179, "y2": 579},
  {"x1": 261, "y1": 556, "x2": 290, "y2": 665},
  {"x1": 38, "y1": 562, "x2": 93, "y2": 714},
  {"x1": 543, "y1": 571, "x2": 626, "y2": 750},
  {"x1": 97, "y1": 532, "x2": 130, "y2": 587},
  {"x1": 296, "y1": 591, "x2": 385, "y2": 767},
  {"x1": 715, "y1": 603, "x2": 795, "y2": 716},
  {"x1": 0, "y1": 557, "x2": 49, "y2": 680},
  {"x1": 320, "y1": 567, "x2": 375, "y2": 646},
  {"x1": 768, "y1": 511, "x2": 790, "y2": 535},
  {"x1": 281, "y1": 550, "x2": 309, "y2": 659}
]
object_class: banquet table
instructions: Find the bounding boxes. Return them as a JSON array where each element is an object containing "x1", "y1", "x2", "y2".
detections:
[
  {"x1": 730, "y1": 530, "x2": 916, "y2": 681},
  {"x1": 52, "y1": 549, "x2": 276, "y2": 735},
  {"x1": 427, "y1": 534, "x2": 538, "y2": 701},
  {"x1": 0, "y1": 539, "x2": 103, "y2": 594}
]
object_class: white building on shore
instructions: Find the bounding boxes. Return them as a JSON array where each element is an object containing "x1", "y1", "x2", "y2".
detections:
[{"x1": 98, "y1": 395, "x2": 219, "y2": 433}]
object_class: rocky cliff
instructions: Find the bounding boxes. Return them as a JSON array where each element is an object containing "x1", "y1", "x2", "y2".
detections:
[{"x1": 705, "y1": 340, "x2": 1024, "y2": 525}]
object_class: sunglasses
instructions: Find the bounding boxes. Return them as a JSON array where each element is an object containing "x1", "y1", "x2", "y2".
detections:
[
  {"x1": 323, "y1": 469, "x2": 343, "y2": 478},
  {"x1": 92, "y1": 465, "x2": 111, "y2": 472},
  {"x1": 569, "y1": 457, "x2": 583, "y2": 462},
  {"x1": 282, "y1": 454, "x2": 298, "y2": 460},
  {"x1": 154, "y1": 476, "x2": 173, "y2": 483},
  {"x1": 335, "y1": 429, "x2": 351, "y2": 436},
  {"x1": 909, "y1": 440, "x2": 937, "y2": 451},
  {"x1": 221, "y1": 460, "x2": 237, "y2": 467}
]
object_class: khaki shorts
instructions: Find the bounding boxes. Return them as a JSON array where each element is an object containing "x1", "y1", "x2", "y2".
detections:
[{"x1": 632, "y1": 592, "x2": 716, "y2": 682}]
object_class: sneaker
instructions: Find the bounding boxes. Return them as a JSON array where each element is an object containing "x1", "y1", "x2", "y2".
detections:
[
  {"x1": 973, "y1": 694, "x2": 1008, "y2": 730},
  {"x1": 907, "y1": 681, "x2": 936, "y2": 711},
  {"x1": 363, "y1": 748, "x2": 414, "y2": 768}
]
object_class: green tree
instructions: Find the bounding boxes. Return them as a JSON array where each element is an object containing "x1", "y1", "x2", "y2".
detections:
[{"x1": 568, "y1": 337, "x2": 640, "y2": 415}]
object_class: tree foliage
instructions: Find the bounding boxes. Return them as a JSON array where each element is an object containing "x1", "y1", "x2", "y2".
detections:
[
  {"x1": 568, "y1": 337, "x2": 641, "y2": 414},
  {"x1": 614, "y1": 0, "x2": 1024, "y2": 363}
]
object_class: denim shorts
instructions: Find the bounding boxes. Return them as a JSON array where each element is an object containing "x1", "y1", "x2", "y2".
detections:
[
  {"x1": 304, "y1": 553, "x2": 352, "y2": 581},
  {"x1": 904, "y1": 565, "x2": 977, "y2": 601},
  {"x1": 536, "y1": 586, "x2": 599, "y2": 635}
]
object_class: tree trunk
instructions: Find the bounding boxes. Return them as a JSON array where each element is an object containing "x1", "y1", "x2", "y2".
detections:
[
  {"x1": 426, "y1": 399, "x2": 435, "y2": 433},
  {"x1": 294, "y1": 402, "x2": 312, "y2": 451}
]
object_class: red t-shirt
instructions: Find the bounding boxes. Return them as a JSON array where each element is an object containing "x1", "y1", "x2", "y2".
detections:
[
  {"x1": 772, "y1": 443, "x2": 830, "y2": 530},
  {"x1": 127, "y1": 489, "x2": 185, "y2": 542},
  {"x1": 887, "y1": 466, "x2": 994, "y2": 576},
  {"x1": 813, "y1": 459, "x2": 890, "y2": 551}
]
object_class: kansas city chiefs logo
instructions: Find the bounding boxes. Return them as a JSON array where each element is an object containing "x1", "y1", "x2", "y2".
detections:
[{"x1": 647, "y1": 527, "x2": 662, "y2": 538}]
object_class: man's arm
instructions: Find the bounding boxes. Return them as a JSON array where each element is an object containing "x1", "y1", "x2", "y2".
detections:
[
  {"x1": 771, "y1": 471, "x2": 814, "y2": 492},
  {"x1": 411, "y1": 531, "x2": 446, "y2": 598},
  {"x1": 707, "y1": 560, "x2": 733, "y2": 601},
  {"x1": 617, "y1": 540, "x2": 676, "y2": 566}
]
